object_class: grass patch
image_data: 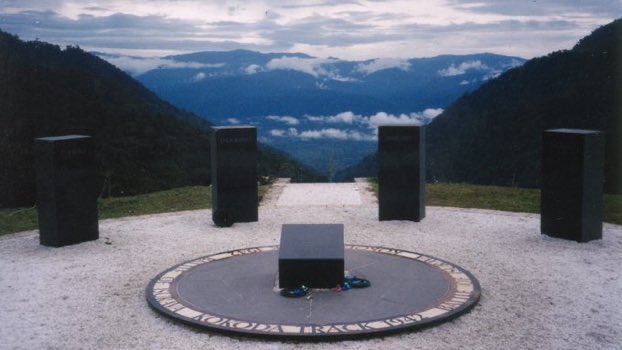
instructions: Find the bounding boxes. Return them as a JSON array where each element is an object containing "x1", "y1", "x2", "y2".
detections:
[
  {"x1": 2, "y1": 181, "x2": 619, "y2": 236},
  {"x1": 604, "y1": 195, "x2": 622, "y2": 225},
  {"x1": 98, "y1": 186, "x2": 212, "y2": 220},
  {"x1": 427, "y1": 183, "x2": 540, "y2": 213},
  {"x1": 1, "y1": 184, "x2": 271, "y2": 236},
  {"x1": 368, "y1": 179, "x2": 622, "y2": 225},
  {"x1": 0, "y1": 206, "x2": 39, "y2": 235}
]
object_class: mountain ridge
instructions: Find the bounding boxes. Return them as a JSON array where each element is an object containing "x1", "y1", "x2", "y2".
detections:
[
  {"x1": 338, "y1": 18, "x2": 621, "y2": 193},
  {"x1": 113, "y1": 49, "x2": 524, "y2": 174},
  {"x1": 0, "y1": 30, "x2": 324, "y2": 207}
]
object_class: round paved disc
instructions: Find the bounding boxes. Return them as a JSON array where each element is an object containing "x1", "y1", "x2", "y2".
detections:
[{"x1": 146, "y1": 245, "x2": 480, "y2": 340}]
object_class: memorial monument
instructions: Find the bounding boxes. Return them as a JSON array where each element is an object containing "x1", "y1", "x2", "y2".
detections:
[
  {"x1": 541, "y1": 129, "x2": 604, "y2": 242},
  {"x1": 378, "y1": 125, "x2": 425, "y2": 221},
  {"x1": 34, "y1": 135, "x2": 99, "y2": 247},
  {"x1": 210, "y1": 126, "x2": 258, "y2": 227},
  {"x1": 278, "y1": 224, "x2": 344, "y2": 289}
]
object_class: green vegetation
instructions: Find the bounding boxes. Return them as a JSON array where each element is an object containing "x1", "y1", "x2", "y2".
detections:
[
  {"x1": 426, "y1": 19, "x2": 621, "y2": 193},
  {"x1": 1, "y1": 30, "x2": 212, "y2": 207},
  {"x1": 258, "y1": 145, "x2": 327, "y2": 183},
  {"x1": 426, "y1": 183, "x2": 540, "y2": 213},
  {"x1": 98, "y1": 186, "x2": 212, "y2": 219},
  {"x1": 0, "y1": 206, "x2": 39, "y2": 235},
  {"x1": 0, "y1": 185, "x2": 271, "y2": 235},
  {"x1": 0, "y1": 30, "x2": 322, "y2": 208},
  {"x1": 368, "y1": 179, "x2": 622, "y2": 225},
  {"x1": 1, "y1": 181, "x2": 619, "y2": 236}
]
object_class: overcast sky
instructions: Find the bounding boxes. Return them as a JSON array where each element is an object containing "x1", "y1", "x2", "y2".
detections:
[{"x1": 1, "y1": 0, "x2": 620, "y2": 60}]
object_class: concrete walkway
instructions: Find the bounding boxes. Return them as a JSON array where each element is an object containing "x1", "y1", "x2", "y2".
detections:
[{"x1": 1, "y1": 181, "x2": 621, "y2": 349}]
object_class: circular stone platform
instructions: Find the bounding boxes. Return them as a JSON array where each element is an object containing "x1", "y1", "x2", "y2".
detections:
[{"x1": 146, "y1": 245, "x2": 481, "y2": 340}]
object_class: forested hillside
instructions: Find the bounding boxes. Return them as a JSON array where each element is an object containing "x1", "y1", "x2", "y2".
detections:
[
  {"x1": 0, "y1": 31, "x2": 322, "y2": 207},
  {"x1": 427, "y1": 18, "x2": 621, "y2": 193},
  {"x1": 339, "y1": 19, "x2": 621, "y2": 193}
]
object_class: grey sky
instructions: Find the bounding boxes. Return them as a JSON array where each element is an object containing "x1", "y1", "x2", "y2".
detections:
[{"x1": 1, "y1": 0, "x2": 620, "y2": 59}]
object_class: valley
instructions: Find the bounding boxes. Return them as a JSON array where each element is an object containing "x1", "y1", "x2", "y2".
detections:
[{"x1": 100, "y1": 50, "x2": 525, "y2": 174}]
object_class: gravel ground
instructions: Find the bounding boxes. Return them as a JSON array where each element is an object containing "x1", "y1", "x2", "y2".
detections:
[{"x1": 1, "y1": 181, "x2": 621, "y2": 350}]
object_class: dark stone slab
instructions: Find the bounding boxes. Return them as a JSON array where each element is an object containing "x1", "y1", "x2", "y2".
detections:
[
  {"x1": 279, "y1": 224, "x2": 344, "y2": 289},
  {"x1": 541, "y1": 129, "x2": 604, "y2": 242},
  {"x1": 210, "y1": 126, "x2": 258, "y2": 226},
  {"x1": 378, "y1": 125, "x2": 425, "y2": 221},
  {"x1": 34, "y1": 135, "x2": 99, "y2": 247},
  {"x1": 146, "y1": 245, "x2": 481, "y2": 341}
]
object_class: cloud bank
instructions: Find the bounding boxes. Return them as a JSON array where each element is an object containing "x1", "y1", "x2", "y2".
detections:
[
  {"x1": 245, "y1": 56, "x2": 411, "y2": 80},
  {"x1": 263, "y1": 56, "x2": 357, "y2": 81},
  {"x1": 98, "y1": 54, "x2": 224, "y2": 75},
  {"x1": 437, "y1": 60, "x2": 488, "y2": 76},
  {"x1": 266, "y1": 115, "x2": 300, "y2": 125},
  {"x1": 355, "y1": 58, "x2": 411, "y2": 75},
  {"x1": 269, "y1": 109, "x2": 444, "y2": 141},
  {"x1": 1, "y1": 1, "x2": 618, "y2": 60},
  {"x1": 265, "y1": 57, "x2": 336, "y2": 78}
]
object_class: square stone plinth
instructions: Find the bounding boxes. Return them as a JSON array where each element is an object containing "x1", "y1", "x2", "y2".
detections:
[
  {"x1": 278, "y1": 224, "x2": 344, "y2": 289},
  {"x1": 210, "y1": 126, "x2": 258, "y2": 225},
  {"x1": 378, "y1": 125, "x2": 425, "y2": 222},
  {"x1": 34, "y1": 135, "x2": 99, "y2": 247},
  {"x1": 541, "y1": 129, "x2": 604, "y2": 242}
]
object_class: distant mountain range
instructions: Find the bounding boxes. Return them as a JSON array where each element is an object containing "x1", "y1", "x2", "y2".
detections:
[
  {"x1": 0, "y1": 30, "x2": 323, "y2": 208},
  {"x1": 99, "y1": 50, "x2": 525, "y2": 175},
  {"x1": 338, "y1": 18, "x2": 622, "y2": 194}
]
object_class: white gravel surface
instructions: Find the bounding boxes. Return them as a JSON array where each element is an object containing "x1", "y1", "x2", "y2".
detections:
[
  {"x1": 1, "y1": 181, "x2": 621, "y2": 350},
  {"x1": 276, "y1": 183, "x2": 364, "y2": 206}
]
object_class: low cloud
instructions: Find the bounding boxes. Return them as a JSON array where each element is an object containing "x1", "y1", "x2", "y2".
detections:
[
  {"x1": 270, "y1": 127, "x2": 374, "y2": 141},
  {"x1": 266, "y1": 108, "x2": 443, "y2": 141},
  {"x1": 355, "y1": 58, "x2": 411, "y2": 75},
  {"x1": 365, "y1": 112, "x2": 426, "y2": 128},
  {"x1": 300, "y1": 128, "x2": 348, "y2": 140},
  {"x1": 305, "y1": 109, "x2": 443, "y2": 128},
  {"x1": 504, "y1": 58, "x2": 525, "y2": 69},
  {"x1": 270, "y1": 129, "x2": 286, "y2": 137},
  {"x1": 266, "y1": 115, "x2": 300, "y2": 125},
  {"x1": 306, "y1": 111, "x2": 362, "y2": 124},
  {"x1": 192, "y1": 72, "x2": 206, "y2": 81},
  {"x1": 98, "y1": 54, "x2": 225, "y2": 75},
  {"x1": 264, "y1": 56, "x2": 354, "y2": 81},
  {"x1": 422, "y1": 108, "x2": 444, "y2": 119},
  {"x1": 271, "y1": 128, "x2": 302, "y2": 138},
  {"x1": 225, "y1": 118, "x2": 240, "y2": 124},
  {"x1": 299, "y1": 128, "x2": 372, "y2": 141},
  {"x1": 437, "y1": 60, "x2": 488, "y2": 77},
  {"x1": 266, "y1": 56, "x2": 333, "y2": 77},
  {"x1": 244, "y1": 64, "x2": 262, "y2": 74}
]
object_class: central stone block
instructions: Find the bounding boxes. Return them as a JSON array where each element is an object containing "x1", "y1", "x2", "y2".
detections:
[{"x1": 278, "y1": 224, "x2": 344, "y2": 289}]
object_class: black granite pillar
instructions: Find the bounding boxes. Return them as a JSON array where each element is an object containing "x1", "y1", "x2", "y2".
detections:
[
  {"x1": 541, "y1": 129, "x2": 604, "y2": 242},
  {"x1": 34, "y1": 135, "x2": 99, "y2": 247},
  {"x1": 378, "y1": 125, "x2": 425, "y2": 221},
  {"x1": 210, "y1": 126, "x2": 258, "y2": 227}
]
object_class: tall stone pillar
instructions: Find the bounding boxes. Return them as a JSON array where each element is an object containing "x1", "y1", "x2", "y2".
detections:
[
  {"x1": 378, "y1": 125, "x2": 425, "y2": 222},
  {"x1": 210, "y1": 126, "x2": 258, "y2": 227},
  {"x1": 541, "y1": 129, "x2": 604, "y2": 242},
  {"x1": 34, "y1": 135, "x2": 99, "y2": 247}
]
